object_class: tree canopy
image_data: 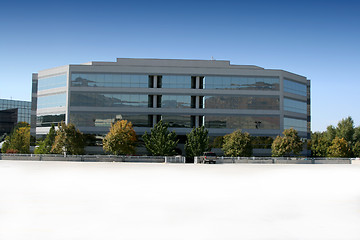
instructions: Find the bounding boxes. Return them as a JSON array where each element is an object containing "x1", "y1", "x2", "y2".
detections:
[
  {"x1": 222, "y1": 129, "x2": 252, "y2": 157},
  {"x1": 272, "y1": 128, "x2": 303, "y2": 157},
  {"x1": 103, "y1": 120, "x2": 137, "y2": 155},
  {"x1": 143, "y1": 120, "x2": 178, "y2": 156},
  {"x1": 1, "y1": 122, "x2": 30, "y2": 153},
  {"x1": 51, "y1": 122, "x2": 85, "y2": 155},
  {"x1": 34, "y1": 124, "x2": 56, "y2": 154},
  {"x1": 185, "y1": 126, "x2": 210, "y2": 158}
]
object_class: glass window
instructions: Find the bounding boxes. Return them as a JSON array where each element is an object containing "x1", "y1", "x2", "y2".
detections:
[
  {"x1": 204, "y1": 96, "x2": 279, "y2": 110},
  {"x1": 161, "y1": 95, "x2": 191, "y2": 108},
  {"x1": 284, "y1": 117, "x2": 307, "y2": 132},
  {"x1": 71, "y1": 73, "x2": 148, "y2": 88},
  {"x1": 204, "y1": 76, "x2": 279, "y2": 90},
  {"x1": 204, "y1": 115, "x2": 280, "y2": 129},
  {"x1": 70, "y1": 93, "x2": 148, "y2": 108},
  {"x1": 161, "y1": 75, "x2": 191, "y2": 88},
  {"x1": 69, "y1": 112, "x2": 151, "y2": 128},
  {"x1": 37, "y1": 114, "x2": 65, "y2": 127},
  {"x1": 161, "y1": 115, "x2": 193, "y2": 128},
  {"x1": 283, "y1": 79, "x2": 307, "y2": 96},
  {"x1": 38, "y1": 74, "x2": 67, "y2": 91},
  {"x1": 37, "y1": 93, "x2": 66, "y2": 109},
  {"x1": 284, "y1": 98, "x2": 307, "y2": 114}
]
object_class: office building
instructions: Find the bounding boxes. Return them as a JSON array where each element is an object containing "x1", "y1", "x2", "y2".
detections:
[
  {"x1": 32, "y1": 58, "x2": 310, "y2": 153},
  {"x1": 0, "y1": 99, "x2": 31, "y2": 136}
]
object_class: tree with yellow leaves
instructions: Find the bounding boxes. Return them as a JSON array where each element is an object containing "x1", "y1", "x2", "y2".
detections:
[{"x1": 103, "y1": 120, "x2": 137, "y2": 155}]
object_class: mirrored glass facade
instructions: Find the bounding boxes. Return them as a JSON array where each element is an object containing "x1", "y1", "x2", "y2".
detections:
[
  {"x1": 204, "y1": 115, "x2": 280, "y2": 129},
  {"x1": 161, "y1": 95, "x2": 191, "y2": 108},
  {"x1": 70, "y1": 112, "x2": 151, "y2": 127},
  {"x1": 37, "y1": 114, "x2": 65, "y2": 127},
  {"x1": 284, "y1": 79, "x2": 307, "y2": 96},
  {"x1": 71, "y1": 73, "x2": 148, "y2": 88},
  {"x1": 70, "y1": 93, "x2": 148, "y2": 108},
  {"x1": 204, "y1": 76, "x2": 279, "y2": 90},
  {"x1": 161, "y1": 75, "x2": 191, "y2": 88},
  {"x1": 284, "y1": 117, "x2": 307, "y2": 132},
  {"x1": 38, "y1": 74, "x2": 67, "y2": 91},
  {"x1": 0, "y1": 99, "x2": 31, "y2": 123},
  {"x1": 161, "y1": 115, "x2": 193, "y2": 128},
  {"x1": 37, "y1": 93, "x2": 66, "y2": 109},
  {"x1": 204, "y1": 96, "x2": 279, "y2": 110},
  {"x1": 284, "y1": 98, "x2": 307, "y2": 114}
]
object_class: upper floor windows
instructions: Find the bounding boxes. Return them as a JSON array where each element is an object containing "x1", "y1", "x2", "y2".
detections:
[
  {"x1": 38, "y1": 74, "x2": 67, "y2": 91},
  {"x1": 204, "y1": 76, "x2": 279, "y2": 90},
  {"x1": 284, "y1": 98, "x2": 307, "y2": 114},
  {"x1": 71, "y1": 73, "x2": 148, "y2": 88},
  {"x1": 37, "y1": 93, "x2": 66, "y2": 109},
  {"x1": 283, "y1": 79, "x2": 307, "y2": 96}
]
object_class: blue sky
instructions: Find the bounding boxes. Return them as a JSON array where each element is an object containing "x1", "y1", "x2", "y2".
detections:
[{"x1": 1, "y1": 0, "x2": 359, "y2": 132}]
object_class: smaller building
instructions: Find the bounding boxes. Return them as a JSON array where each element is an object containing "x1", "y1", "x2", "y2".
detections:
[{"x1": 0, "y1": 99, "x2": 31, "y2": 137}]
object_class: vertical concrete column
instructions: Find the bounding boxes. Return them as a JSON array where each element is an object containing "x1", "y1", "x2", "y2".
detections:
[
  {"x1": 153, "y1": 76, "x2": 158, "y2": 127},
  {"x1": 196, "y1": 76, "x2": 200, "y2": 89}
]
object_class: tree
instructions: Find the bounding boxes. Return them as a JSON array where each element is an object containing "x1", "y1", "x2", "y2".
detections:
[
  {"x1": 327, "y1": 137, "x2": 351, "y2": 158},
  {"x1": 272, "y1": 128, "x2": 303, "y2": 157},
  {"x1": 1, "y1": 122, "x2": 30, "y2": 154},
  {"x1": 352, "y1": 141, "x2": 360, "y2": 157},
  {"x1": 335, "y1": 117, "x2": 355, "y2": 143},
  {"x1": 310, "y1": 132, "x2": 330, "y2": 157},
  {"x1": 143, "y1": 120, "x2": 178, "y2": 156},
  {"x1": 103, "y1": 120, "x2": 137, "y2": 155},
  {"x1": 34, "y1": 124, "x2": 56, "y2": 154},
  {"x1": 222, "y1": 129, "x2": 252, "y2": 157},
  {"x1": 51, "y1": 122, "x2": 85, "y2": 155},
  {"x1": 185, "y1": 126, "x2": 210, "y2": 158}
]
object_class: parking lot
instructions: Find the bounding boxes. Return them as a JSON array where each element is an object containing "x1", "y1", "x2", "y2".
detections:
[{"x1": 1, "y1": 160, "x2": 359, "y2": 240}]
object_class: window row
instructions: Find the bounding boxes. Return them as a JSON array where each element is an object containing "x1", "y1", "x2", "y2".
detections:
[
  {"x1": 283, "y1": 79, "x2": 307, "y2": 96},
  {"x1": 37, "y1": 93, "x2": 66, "y2": 109},
  {"x1": 70, "y1": 92, "x2": 280, "y2": 110},
  {"x1": 284, "y1": 117, "x2": 307, "y2": 132},
  {"x1": 284, "y1": 98, "x2": 307, "y2": 114},
  {"x1": 68, "y1": 112, "x2": 280, "y2": 130},
  {"x1": 204, "y1": 76, "x2": 279, "y2": 90},
  {"x1": 38, "y1": 74, "x2": 67, "y2": 91},
  {"x1": 37, "y1": 114, "x2": 66, "y2": 127},
  {"x1": 70, "y1": 73, "x2": 281, "y2": 90}
]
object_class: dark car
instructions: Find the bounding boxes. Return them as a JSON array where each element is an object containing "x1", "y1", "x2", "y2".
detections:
[{"x1": 199, "y1": 152, "x2": 217, "y2": 164}]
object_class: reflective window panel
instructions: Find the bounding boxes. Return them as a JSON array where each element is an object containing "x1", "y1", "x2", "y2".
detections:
[
  {"x1": 70, "y1": 93, "x2": 148, "y2": 108},
  {"x1": 283, "y1": 79, "x2": 307, "y2": 96},
  {"x1": 70, "y1": 112, "x2": 151, "y2": 128},
  {"x1": 284, "y1": 98, "x2": 307, "y2": 114},
  {"x1": 204, "y1": 76, "x2": 279, "y2": 90},
  {"x1": 38, "y1": 74, "x2": 67, "y2": 91},
  {"x1": 37, "y1": 114, "x2": 65, "y2": 127},
  {"x1": 161, "y1": 75, "x2": 191, "y2": 88},
  {"x1": 37, "y1": 93, "x2": 66, "y2": 109},
  {"x1": 204, "y1": 115, "x2": 280, "y2": 129},
  {"x1": 71, "y1": 73, "x2": 148, "y2": 88},
  {"x1": 204, "y1": 96, "x2": 279, "y2": 110},
  {"x1": 161, "y1": 95, "x2": 191, "y2": 108},
  {"x1": 284, "y1": 117, "x2": 307, "y2": 132},
  {"x1": 161, "y1": 115, "x2": 193, "y2": 128}
]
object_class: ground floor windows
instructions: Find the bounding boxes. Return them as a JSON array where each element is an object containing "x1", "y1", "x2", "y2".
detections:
[
  {"x1": 204, "y1": 115, "x2": 280, "y2": 129},
  {"x1": 37, "y1": 114, "x2": 65, "y2": 127}
]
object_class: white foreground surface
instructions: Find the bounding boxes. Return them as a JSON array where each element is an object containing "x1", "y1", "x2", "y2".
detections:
[{"x1": 0, "y1": 161, "x2": 360, "y2": 240}]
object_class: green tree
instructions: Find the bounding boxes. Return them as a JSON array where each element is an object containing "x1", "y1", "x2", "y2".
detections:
[
  {"x1": 1, "y1": 122, "x2": 30, "y2": 154},
  {"x1": 311, "y1": 132, "x2": 331, "y2": 157},
  {"x1": 103, "y1": 120, "x2": 137, "y2": 155},
  {"x1": 185, "y1": 126, "x2": 210, "y2": 158},
  {"x1": 143, "y1": 120, "x2": 178, "y2": 156},
  {"x1": 222, "y1": 129, "x2": 252, "y2": 157},
  {"x1": 51, "y1": 122, "x2": 85, "y2": 155},
  {"x1": 327, "y1": 137, "x2": 351, "y2": 158},
  {"x1": 35, "y1": 124, "x2": 56, "y2": 154},
  {"x1": 335, "y1": 117, "x2": 355, "y2": 143},
  {"x1": 272, "y1": 128, "x2": 303, "y2": 157}
]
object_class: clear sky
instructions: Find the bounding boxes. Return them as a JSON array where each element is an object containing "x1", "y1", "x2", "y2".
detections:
[{"x1": 1, "y1": 0, "x2": 359, "y2": 132}]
